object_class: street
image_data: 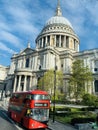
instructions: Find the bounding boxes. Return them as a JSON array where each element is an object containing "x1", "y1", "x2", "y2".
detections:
[{"x1": 0, "y1": 107, "x2": 20, "y2": 130}]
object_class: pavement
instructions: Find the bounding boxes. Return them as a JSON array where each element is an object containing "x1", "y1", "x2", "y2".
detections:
[{"x1": 48, "y1": 120, "x2": 76, "y2": 130}]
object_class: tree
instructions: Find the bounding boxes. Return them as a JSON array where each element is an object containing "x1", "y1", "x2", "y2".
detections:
[
  {"x1": 38, "y1": 69, "x2": 63, "y2": 100},
  {"x1": 69, "y1": 59, "x2": 93, "y2": 101}
]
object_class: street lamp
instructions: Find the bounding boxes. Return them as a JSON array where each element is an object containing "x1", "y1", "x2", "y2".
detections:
[
  {"x1": 53, "y1": 55, "x2": 56, "y2": 123},
  {"x1": 50, "y1": 51, "x2": 57, "y2": 123}
]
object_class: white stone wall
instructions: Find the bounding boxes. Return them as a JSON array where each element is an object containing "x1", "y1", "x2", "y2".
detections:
[{"x1": 0, "y1": 65, "x2": 9, "y2": 80}]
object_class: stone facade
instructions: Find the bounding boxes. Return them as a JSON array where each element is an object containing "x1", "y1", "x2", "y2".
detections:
[
  {"x1": 0, "y1": 65, "x2": 9, "y2": 98},
  {"x1": 0, "y1": 0, "x2": 98, "y2": 97}
]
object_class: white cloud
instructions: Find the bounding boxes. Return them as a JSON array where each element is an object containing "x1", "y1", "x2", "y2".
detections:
[
  {"x1": 0, "y1": 22, "x2": 11, "y2": 31},
  {"x1": 0, "y1": 31, "x2": 24, "y2": 49},
  {"x1": 87, "y1": 3, "x2": 98, "y2": 26},
  {"x1": 0, "y1": 0, "x2": 40, "y2": 48},
  {"x1": 0, "y1": 53, "x2": 8, "y2": 58},
  {"x1": 0, "y1": 42, "x2": 16, "y2": 54}
]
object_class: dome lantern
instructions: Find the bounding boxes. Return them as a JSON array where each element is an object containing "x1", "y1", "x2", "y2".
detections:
[
  {"x1": 45, "y1": 0, "x2": 73, "y2": 28},
  {"x1": 55, "y1": 0, "x2": 62, "y2": 16}
]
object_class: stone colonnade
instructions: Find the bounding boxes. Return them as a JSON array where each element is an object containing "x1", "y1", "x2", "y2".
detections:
[
  {"x1": 36, "y1": 35, "x2": 78, "y2": 51},
  {"x1": 13, "y1": 74, "x2": 33, "y2": 92}
]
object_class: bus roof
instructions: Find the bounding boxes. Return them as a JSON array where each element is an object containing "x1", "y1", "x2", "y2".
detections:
[{"x1": 13, "y1": 90, "x2": 48, "y2": 95}]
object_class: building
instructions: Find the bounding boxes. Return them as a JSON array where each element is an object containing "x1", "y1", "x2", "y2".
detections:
[
  {"x1": 0, "y1": 65, "x2": 9, "y2": 98},
  {"x1": 0, "y1": 0, "x2": 98, "y2": 98}
]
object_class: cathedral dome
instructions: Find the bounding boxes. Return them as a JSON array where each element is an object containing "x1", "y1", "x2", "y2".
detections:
[
  {"x1": 45, "y1": 16, "x2": 73, "y2": 28},
  {"x1": 35, "y1": 0, "x2": 79, "y2": 52}
]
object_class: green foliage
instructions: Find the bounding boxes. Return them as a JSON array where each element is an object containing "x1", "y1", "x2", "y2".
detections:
[
  {"x1": 38, "y1": 69, "x2": 63, "y2": 100},
  {"x1": 50, "y1": 106, "x2": 96, "y2": 125},
  {"x1": 71, "y1": 117, "x2": 95, "y2": 125},
  {"x1": 82, "y1": 93, "x2": 97, "y2": 106},
  {"x1": 69, "y1": 59, "x2": 93, "y2": 101}
]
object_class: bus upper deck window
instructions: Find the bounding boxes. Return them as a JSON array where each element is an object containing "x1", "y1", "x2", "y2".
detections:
[
  {"x1": 26, "y1": 94, "x2": 32, "y2": 100},
  {"x1": 32, "y1": 94, "x2": 50, "y2": 100}
]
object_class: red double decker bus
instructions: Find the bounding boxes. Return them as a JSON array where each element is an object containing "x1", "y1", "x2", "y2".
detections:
[{"x1": 8, "y1": 90, "x2": 50, "y2": 129}]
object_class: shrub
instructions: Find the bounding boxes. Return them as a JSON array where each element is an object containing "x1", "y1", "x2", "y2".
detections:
[
  {"x1": 82, "y1": 93, "x2": 97, "y2": 106},
  {"x1": 71, "y1": 117, "x2": 95, "y2": 125}
]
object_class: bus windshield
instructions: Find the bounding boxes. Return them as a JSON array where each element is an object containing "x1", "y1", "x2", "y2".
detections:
[{"x1": 26, "y1": 108, "x2": 49, "y2": 122}]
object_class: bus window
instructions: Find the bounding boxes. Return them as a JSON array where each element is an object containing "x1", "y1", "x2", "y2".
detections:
[
  {"x1": 31, "y1": 94, "x2": 50, "y2": 100},
  {"x1": 26, "y1": 94, "x2": 32, "y2": 100}
]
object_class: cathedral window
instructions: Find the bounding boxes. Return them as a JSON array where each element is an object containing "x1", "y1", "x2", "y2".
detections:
[
  {"x1": 47, "y1": 36, "x2": 50, "y2": 45},
  {"x1": 43, "y1": 37, "x2": 45, "y2": 48},
  {"x1": 56, "y1": 35, "x2": 59, "y2": 47},
  {"x1": 95, "y1": 80, "x2": 98, "y2": 92},
  {"x1": 38, "y1": 55, "x2": 44, "y2": 70},
  {"x1": 94, "y1": 60, "x2": 98, "y2": 72},
  {"x1": 61, "y1": 64, "x2": 63, "y2": 68},
  {"x1": 25, "y1": 58, "x2": 29, "y2": 68},
  {"x1": 94, "y1": 68, "x2": 97, "y2": 71},
  {"x1": 66, "y1": 36, "x2": 69, "y2": 48},
  {"x1": 61, "y1": 35, "x2": 64, "y2": 47},
  {"x1": 61, "y1": 27, "x2": 63, "y2": 29}
]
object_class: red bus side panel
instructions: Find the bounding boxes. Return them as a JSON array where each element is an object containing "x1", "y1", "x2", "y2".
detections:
[{"x1": 11, "y1": 111, "x2": 21, "y2": 122}]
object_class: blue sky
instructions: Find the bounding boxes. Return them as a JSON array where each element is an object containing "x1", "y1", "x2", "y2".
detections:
[{"x1": 0, "y1": 0, "x2": 98, "y2": 66}]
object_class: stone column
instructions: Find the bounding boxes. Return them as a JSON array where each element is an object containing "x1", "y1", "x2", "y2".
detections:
[
  {"x1": 17, "y1": 75, "x2": 21, "y2": 91},
  {"x1": 59, "y1": 35, "x2": 61, "y2": 47},
  {"x1": 54, "y1": 35, "x2": 56, "y2": 47},
  {"x1": 36, "y1": 40, "x2": 38, "y2": 49},
  {"x1": 42, "y1": 38, "x2": 43, "y2": 48},
  {"x1": 46, "y1": 53, "x2": 49, "y2": 69},
  {"x1": 77, "y1": 42, "x2": 79, "y2": 52},
  {"x1": 23, "y1": 58, "x2": 26, "y2": 68},
  {"x1": 13, "y1": 75, "x2": 17, "y2": 92},
  {"x1": 43, "y1": 55, "x2": 46, "y2": 69},
  {"x1": 29, "y1": 76, "x2": 32, "y2": 90},
  {"x1": 23, "y1": 75, "x2": 27, "y2": 91},
  {"x1": 38, "y1": 40, "x2": 39, "y2": 48},
  {"x1": 46, "y1": 36, "x2": 47, "y2": 46}
]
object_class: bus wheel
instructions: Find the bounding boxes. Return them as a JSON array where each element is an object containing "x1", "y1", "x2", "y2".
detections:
[
  {"x1": 21, "y1": 118, "x2": 23, "y2": 126},
  {"x1": 8, "y1": 112, "x2": 11, "y2": 118}
]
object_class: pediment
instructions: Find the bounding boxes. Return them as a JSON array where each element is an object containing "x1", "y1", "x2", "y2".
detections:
[{"x1": 19, "y1": 48, "x2": 34, "y2": 55}]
